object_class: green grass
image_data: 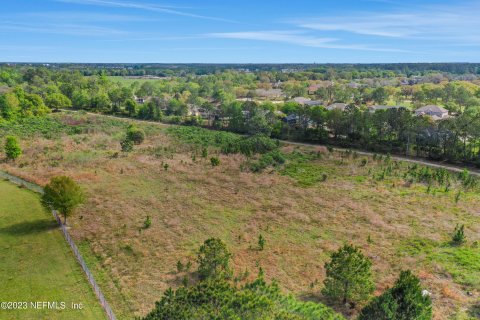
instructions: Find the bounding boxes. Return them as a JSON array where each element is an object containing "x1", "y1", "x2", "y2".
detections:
[
  {"x1": 0, "y1": 112, "x2": 131, "y2": 140},
  {"x1": 280, "y1": 151, "x2": 329, "y2": 187},
  {"x1": 107, "y1": 76, "x2": 165, "y2": 86},
  {"x1": 429, "y1": 246, "x2": 480, "y2": 288},
  {"x1": 0, "y1": 180, "x2": 105, "y2": 320}
]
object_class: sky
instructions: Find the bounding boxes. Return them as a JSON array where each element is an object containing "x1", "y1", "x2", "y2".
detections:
[{"x1": 1, "y1": 0, "x2": 480, "y2": 63}]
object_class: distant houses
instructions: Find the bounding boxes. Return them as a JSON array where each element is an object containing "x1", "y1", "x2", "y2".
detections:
[
  {"x1": 134, "y1": 96, "x2": 146, "y2": 104},
  {"x1": 290, "y1": 97, "x2": 323, "y2": 106},
  {"x1": 415, "y1": 105, "x2": 449, "y2": 120},
  {"x1": 254, "y1": 88, "x2": 285, "y2": 99},
  {"x1": 326, "y1": 103, "x2": 348, "y2": 111}
]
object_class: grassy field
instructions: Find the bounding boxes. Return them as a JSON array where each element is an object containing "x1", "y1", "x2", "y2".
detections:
[
  {"x1": 107, "y1": 76, "x2": 167, "y2": 86},
  {"x1": 0, "y1": 180, "x2": 105, "y2": 320},
  {"x1": 1, "y1": 112, "x2": 479, "y2": 319}
]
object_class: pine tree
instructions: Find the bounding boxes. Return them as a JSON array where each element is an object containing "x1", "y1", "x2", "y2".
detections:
[
  {"x1": 4, "y1": 136, "x2": 21, "y2": 161},
  {"x1": 358, "y1": 270, "x2": 432, "y2": 320},
  {"x1": 322, "y1": 244, "x2": 374, "y2": 305}
]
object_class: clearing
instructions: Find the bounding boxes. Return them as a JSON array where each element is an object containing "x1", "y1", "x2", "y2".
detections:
[{"x1": 1, "y1": 112, "x2": 479, "y2": 319}]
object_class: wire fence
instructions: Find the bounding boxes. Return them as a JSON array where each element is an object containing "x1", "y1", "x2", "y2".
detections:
[{"x1": 0, "y1": 170, "x2": 117, "y2": 320}]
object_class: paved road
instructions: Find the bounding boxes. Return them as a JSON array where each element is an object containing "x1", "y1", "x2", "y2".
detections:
[{"x1": 64, "y1": 110, "x2": 480, "y2": 177}]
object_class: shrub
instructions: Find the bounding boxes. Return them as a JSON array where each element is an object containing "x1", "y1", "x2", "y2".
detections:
[
  {"x1": 120, "y1": 138, "x2": 134, "y2": 152},
  {"x1": 176, "y1": 260, "x2": 184, "y2": 273},
  {"x1": 197, "y1": 238, "x2": 232, "y2": 280},
  {"x1": 258, "y1": 234, "x2": 266, "y2": 251},
  {"x1": 452, "y1": 224, "x2": 466, "y2": 245},
  {"x1": 358, "y1": 270, "x2": 432, "y2": 320},
  {"x1": 210, "y1": 157, "x2": 220, "y2": 167},
  {"x1": 322, "y1": 244, "x2": 374, "y2": 305},
  {"x1": 249, "y1": 150, "x2": 286, "y2": 172},
  {"x1": 144, "y1": 215, "x2": 152, "y2": 229},
  {"x1": 126, "y1": 125, "x2": 145, "y2": 145},
  {"x1": 202, "y1": 147, "x2": 208, "y2": 158},
  {"x1": 4, "y1": 136, "x2": 22, "y2": 160}
]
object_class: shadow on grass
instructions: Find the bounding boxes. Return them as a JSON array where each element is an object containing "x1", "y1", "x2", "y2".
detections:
[{"x1": 0, "y1": 219, "x2": 58, "y2": 236}]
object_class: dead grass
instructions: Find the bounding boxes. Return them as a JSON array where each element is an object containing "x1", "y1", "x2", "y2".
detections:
[{"x1": 1, "y1": 112, "x2": 479, "y2": 319}]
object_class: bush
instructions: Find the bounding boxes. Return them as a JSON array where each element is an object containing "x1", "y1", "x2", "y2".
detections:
[
  {"x1": 126, "y1": 125, "x2": 145, "y2": 145},
  {"x1": 452, "y1": 224, "x2": 466, "y2": 245},
  {"x1": 210, "y1": 157, "x2": 220, "y2": 167},
  {"x1": 4, "y1": 136, "x2": 22, "y2": 160},
  {"x1": 249, "y1": 150, "x2": 286, "y2": 172},
  {"x1": 144, "y1": 215, "x2": 152, "y2": 229},
  {"x1": 121, "y1": 138, "x2": 134, "y2": 152},
  {"x1": 358, "y1": 270, "x2": 432, "y2": 320},
  {"x1": 258, "y1": 234, "x2": 266, "y2": 251}
]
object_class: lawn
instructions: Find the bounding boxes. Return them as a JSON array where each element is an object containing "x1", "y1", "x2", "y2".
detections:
[
  {"x1": 1, "y1": 112, "x2": 479, "y2": 319},
  {"x1": 0, "y1": 180, "x2": 105, "y2": 320}
]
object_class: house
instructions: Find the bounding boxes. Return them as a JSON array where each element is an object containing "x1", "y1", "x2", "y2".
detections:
[
  {"x1": 415, "y1": 105, "x2": 449, "y2": 119},
  {"x1": 290, "y1": 97, "x2": 312, "y2": 105},
  {"x1": 283, "y1": 114, "x2": 299, "y2": 125},
  {"x1": 308, "y1": 84, "x2": 321, "y2": 95},
  {"x1": 304, "y1": 100, "x2": 324, "y2": 107},
  {"x1": 254, "y1": 88, "x2": 284, "y2": 99},
  {"x1": 134, "y1": 96, "x2": 146, "y2": 104},
  {"x1": 327, "y1": 103, "x2": 348, "y2": 111},
  {"x1": 368, "y1": 105, "x2": 404, "y2": 113}
]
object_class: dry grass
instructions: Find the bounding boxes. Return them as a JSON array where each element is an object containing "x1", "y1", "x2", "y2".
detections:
[{"x1": 2, "y1": 112, "x2": 479, "y2": 320}]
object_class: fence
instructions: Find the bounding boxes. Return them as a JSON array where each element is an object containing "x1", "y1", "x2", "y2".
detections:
[{"x1": 0, "y1": 170, "x2": 117, "y2": 320}]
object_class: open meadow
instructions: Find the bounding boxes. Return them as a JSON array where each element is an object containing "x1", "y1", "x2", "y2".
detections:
[
  {"x1": 1, "y1": 111, "x2": 479, "y2": 319},
  {"x1": 0, "y1": 179, "x2": 105, "y2": 320}
]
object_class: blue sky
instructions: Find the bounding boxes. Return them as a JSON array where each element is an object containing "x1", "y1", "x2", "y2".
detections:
[{"x1": 1, "y1": 0, "x2": 480, "y2": 63}]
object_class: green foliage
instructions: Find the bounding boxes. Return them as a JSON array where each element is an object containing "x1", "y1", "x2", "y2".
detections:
[
  {"x1": 143, "y1": 240, "x2": 343, "y2": 320},
  {"x1": 278, "y1": 151, "x2": 330, "y2": 186},
  {"x1": 210, "y1": 156, "x2": 220, "y2": 167},
  {"x1": 176, "y1": 260, "x2": 184, "y2": 273},
  {"x1": 249, "y1": 150, "x2": 286, "y2": 172},
  {"x1": 197, "y1": 238, "x2": 232, "y2": 280},
  {"x1": 322, "y1": 244, "x2": 374, "y2": 304},
  {"x1": 4, "y1": 136, "x2": 21, "y2": 160},
  {"x1": 144, "y1": 215, "x2": 152, "y2": 229},
  {"x1": 452, "y1": 224, "x2": 466, "y2": 245},
  {"x1": 45, "y1": 92, "x2": 72, "y2": 110},
  {"x1": 142, "y1": 276, "x2": 344, "y2": 320},
  {"x1": 358, "y1": 270, "x2": 432, "y2": 320},
  {"x1": 258, "y1": 234, "x2": 266, "y2": 251},
  {"x1": 120, "y1": 138, "x2": 134, "y2": 152},
  {"x1": 41, "y1": 176, "x2": 85, "y2": 224},
  {"x1": 126, "y1": 124, "x2": 145, "y2": 145},
  {"x1": 167, "y1": 126, "x2": 278, "y2": 156}
]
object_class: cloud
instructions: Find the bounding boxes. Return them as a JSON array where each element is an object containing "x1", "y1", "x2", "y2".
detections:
[
  {"x1": 295, "y1": 1, "x2": 480, "y2": 45},
  {"x1": 0, "y1": 22, "x2": 127, "y2": 37},
  {"x1": 56, "y1": 0, "x2": 234, "y2": 22},
  {"x1": 207, "y1": 30, "x2": 408, "y2": 52},
  {"x1": 21, "y1": 11, "x2": 153, "y2": 22}
]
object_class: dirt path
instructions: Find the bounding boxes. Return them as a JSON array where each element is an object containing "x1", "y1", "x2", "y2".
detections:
[{"x1": 65, "y1": 110, "x2": 480, "y2": 177}]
